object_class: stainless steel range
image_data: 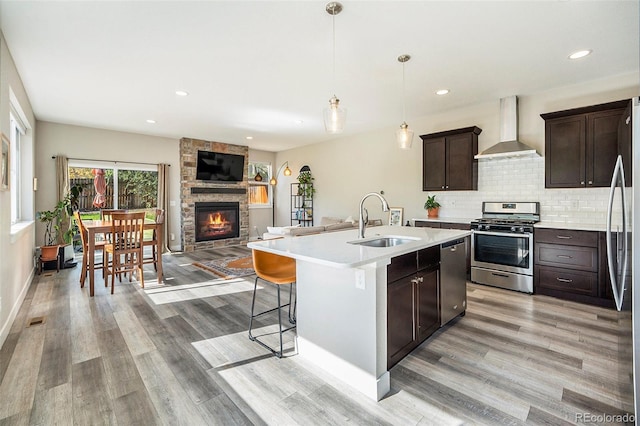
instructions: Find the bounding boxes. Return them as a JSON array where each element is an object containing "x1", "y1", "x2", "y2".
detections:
[{"x1": 470, "y1": 202, "x2": 540, "y2": 293}]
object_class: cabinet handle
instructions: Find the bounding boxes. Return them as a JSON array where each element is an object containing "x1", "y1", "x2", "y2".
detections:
[
  {"x1": 411, "y1": 276, "x2": 424, "y2": 284},
  {"x1": 441, "y1": 186, "x2": 445, "y2": 189},
  {"x1": 491, "y1": 272, "x2": 509, "y2": 278},
  {"x1": 446, "y1": 185, "x2": 449, "y2": 189},
  {"x1": 588, "y1": 181, "x2": 593, "y2": 185},
  {"x1": 581, "y1": 181, "x2": 585, "y2": 185},
  {"x1": 557, "y1": 255, "x2": 573, "y2": 259},
  {"x1": 556, "y1": 277, "x2": 573, "y2": 283},
  {"x1": 556, "y1": 235, "x2": 572, "y2": 239}
]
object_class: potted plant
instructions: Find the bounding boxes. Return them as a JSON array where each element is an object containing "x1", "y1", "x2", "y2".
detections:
[
  {"x1": 37, "y1": 185, "x2": 83, "y2": 268},
  {"x1": 424, "y1": 194, "x2": 441, "y2": 218},
  {"x1": 297, "y1": 170, "x2": 316, "y2": 199}
]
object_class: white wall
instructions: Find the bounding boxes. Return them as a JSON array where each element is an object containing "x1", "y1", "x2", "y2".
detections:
[
  {"x1": 34, "y1": 122, "x2": 182, "y2": 250},
  {"x1": 273, "y1": 72, "x2": 639, "y2": 226},
  {"x1": 0, "y1": 33, "x2": 37, "y2": 348}
]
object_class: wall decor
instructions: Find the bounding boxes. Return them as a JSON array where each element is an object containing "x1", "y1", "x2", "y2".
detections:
[
  {"x1": 389, "y1": 207, "x2": 403, "y2": 226},
  {"x1": 1, "y1": 134, "x2": 9, "y2": 191}
]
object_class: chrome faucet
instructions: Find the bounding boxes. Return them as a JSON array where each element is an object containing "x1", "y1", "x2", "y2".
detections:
[{"x1": 359, "y1": 192, "x2": 390, "y2": 238}]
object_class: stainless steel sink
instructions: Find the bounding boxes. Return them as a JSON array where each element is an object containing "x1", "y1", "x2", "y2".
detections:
[{"x1": 348, "y1": 236, "x2": 418, "y2": 247}]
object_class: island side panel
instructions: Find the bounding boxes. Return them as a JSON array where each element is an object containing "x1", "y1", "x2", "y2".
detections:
[{"x1": 295, "y1": 259, "x2": 390, "y2": 401}]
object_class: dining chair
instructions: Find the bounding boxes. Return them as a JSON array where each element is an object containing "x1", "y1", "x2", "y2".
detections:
[
  {"x1": 142, "y1": 209, "x2": 164, "y2": 272},
  {"x1": 248, "y1": 249, "x2": 296, "y2": 358},
  {"x1": 104, "y1": 212, "x2": 145, "y2": 294},
  {"x1": 100, "y1": 209, "x2": 126, "y2": 221},
  {"x1": 74, "y1": 211, "x2": 106, "y2": 287}
]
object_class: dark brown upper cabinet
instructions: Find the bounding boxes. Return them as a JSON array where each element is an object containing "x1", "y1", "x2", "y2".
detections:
[
  {"x1": 420, "y1": 126, "x2": 481, "y2": 191},
  {"x1": 541, "y1": 99, "x2": 632, "y2": 188}
]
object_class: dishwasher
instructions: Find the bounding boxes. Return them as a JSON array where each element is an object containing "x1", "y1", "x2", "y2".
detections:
[{"x1": 440, "y1": 238, "x2": 467, "y2": 326}]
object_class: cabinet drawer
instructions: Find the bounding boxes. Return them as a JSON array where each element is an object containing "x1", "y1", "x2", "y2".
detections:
[
  {"x1": 535, "y1": 228, "x2": 598, "y2": 247},
  {"x1": 388, "y1": 252, "x2": 417, "y2": 282},
  {"x1": 536, "y1": 266, "x2": 598, "y2": 296},
  {"x1": 535, "y1": 243, "x2": 598, "y2": 272},
  {"x1": 441, "y1": 222, "x2": 471, "y2": 230},
  {"x1": 414, "y1": 221, "x2": 440, "y2": 228},
  {"x1": 418, "y1": 246, "x2": 440, "y2": 271}
]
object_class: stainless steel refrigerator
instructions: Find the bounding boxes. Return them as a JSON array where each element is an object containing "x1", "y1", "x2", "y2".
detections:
[{"x1": 607, "y1": 96, "x2": 638, "y2": 418}]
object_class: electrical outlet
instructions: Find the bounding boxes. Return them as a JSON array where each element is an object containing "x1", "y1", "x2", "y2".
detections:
[
  {"x1": 355, "y1": 269, "x2": 366, "y2": 290},
  {"x1": 170, "y1": 233, "x2": 175, "y2": 241}
]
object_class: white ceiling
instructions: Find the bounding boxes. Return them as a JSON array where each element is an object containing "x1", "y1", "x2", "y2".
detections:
[{"x1": 0, "y1": 1, "x2": 637, "y2": 152}]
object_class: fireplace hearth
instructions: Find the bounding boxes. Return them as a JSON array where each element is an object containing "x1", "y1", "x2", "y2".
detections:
[{"x1": 195, "y1": 202, "x2": 240, "y2": 242}]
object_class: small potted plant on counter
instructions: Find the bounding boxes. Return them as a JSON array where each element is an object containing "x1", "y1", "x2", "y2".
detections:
[{"x1": 424, "y1": 194, "x2": 441, "y2": 218}]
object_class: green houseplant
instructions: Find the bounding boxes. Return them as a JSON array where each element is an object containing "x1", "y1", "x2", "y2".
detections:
[
  {"x1": 37, "y1": 184, "x2": 83, "y2": 246},
  {"x1": 297, "y1": 170, "x2": 316, "y2": 198},
  {"x1": 424, "y1": 194, "x2": 441, "y2": 218}
]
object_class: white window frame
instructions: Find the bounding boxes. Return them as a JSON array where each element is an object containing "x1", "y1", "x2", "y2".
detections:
[
  {"x1": 10, "y1": 111, "x2": 26, "y2": 225},
  {"x1": 248, "y1": 162, "x2": 272, "y2": 209}
]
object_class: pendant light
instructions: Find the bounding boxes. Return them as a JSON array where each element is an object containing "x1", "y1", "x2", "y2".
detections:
[
  {"x1": 323, "y1": 2, "x2": 346, "y2": 134},
  {"x1": 396, "y1": 54, "x2": 414, "y2": 149}
]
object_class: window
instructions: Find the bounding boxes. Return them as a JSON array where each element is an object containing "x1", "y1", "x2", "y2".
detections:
[
  {"x1": 68, "y1": 160, "x2": 158, "y2": 218},
  {"x1": 10, "y1": 112, "x2": 25, "y2": 224},
  {"x1": 248, "y1": 162, "x2": 271, "y2": 207}
]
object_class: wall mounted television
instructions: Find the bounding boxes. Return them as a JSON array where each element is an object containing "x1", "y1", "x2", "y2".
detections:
[{"x1": 196, "y1": 150, "x2": 245, "y2": 182}]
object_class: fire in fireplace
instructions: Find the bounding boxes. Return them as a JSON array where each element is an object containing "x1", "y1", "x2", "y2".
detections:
[{"x1": 195, "y1": 202, "x2": 240, "y2": 242}]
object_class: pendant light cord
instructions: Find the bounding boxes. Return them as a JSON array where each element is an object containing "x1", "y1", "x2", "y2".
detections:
[
  {"x1": 332, "y1": 11, "x2": 336, "y2": 94},
  {"x1": 402, "y1": 61, "x2": 406, "y2": 122}
]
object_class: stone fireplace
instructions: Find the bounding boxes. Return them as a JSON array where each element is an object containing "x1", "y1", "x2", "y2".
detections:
[
  {"x1": 180, "y1": 137, "x2": 249, "y2": 252},
  {"x1": 195, "y1": 202, "x2": 240, "y2": 242}
]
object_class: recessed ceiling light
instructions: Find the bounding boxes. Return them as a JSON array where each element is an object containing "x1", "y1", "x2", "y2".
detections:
[
  {"x1": 246, "y1": 136, "x2": 253, "y2": 140},
  {"x1": 175, "y1": 90, "x2": 189, "y2": 96},
  {"x1": 146, "y1": 119, "x2": 156, "y2": 124},
  {"x1": 436, "y1": 89, "x2": 450, "y2": 96},
  {"x1": 568, "y1": 50, "x2": 592, "y2": 60},
  {"x1": 296, "y1": 120, "x2": 304, "y2": 125}
]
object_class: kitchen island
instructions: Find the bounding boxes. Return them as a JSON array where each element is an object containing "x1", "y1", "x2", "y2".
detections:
[{"x1": 247, "y1": 225, "x2": 470, "y2": 401}]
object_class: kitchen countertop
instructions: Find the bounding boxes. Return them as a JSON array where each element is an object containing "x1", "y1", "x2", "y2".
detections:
[
  {"x1": 247, "y1": 225, "x2": 471, "y2": 268},
  {"x1": 412, "y1": 217, "x2": 475, "y2": 225}
]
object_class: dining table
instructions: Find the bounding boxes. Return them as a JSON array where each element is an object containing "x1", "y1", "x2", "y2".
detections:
[{"x1": 83, "y1": 219, "x2": 164, "y2": 296}]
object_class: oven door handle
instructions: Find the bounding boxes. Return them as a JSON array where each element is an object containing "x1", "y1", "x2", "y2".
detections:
[{"x1": 472, "y1": 230, "x2": 531, "y2": 238}]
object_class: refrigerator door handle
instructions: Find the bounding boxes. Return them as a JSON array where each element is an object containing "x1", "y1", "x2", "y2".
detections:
[{"x1": 606, "y1": 155, "x2": 627, "y2": 311}]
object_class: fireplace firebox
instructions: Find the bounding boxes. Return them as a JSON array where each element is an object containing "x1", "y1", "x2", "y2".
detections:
[{"x1": 195, "y1": 202, "x2": 240, "y2": 242}]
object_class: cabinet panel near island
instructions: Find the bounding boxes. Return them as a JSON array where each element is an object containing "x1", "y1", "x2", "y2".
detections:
[{"x1": 387, "y1": 247, "x2": 439, "y2": 369}]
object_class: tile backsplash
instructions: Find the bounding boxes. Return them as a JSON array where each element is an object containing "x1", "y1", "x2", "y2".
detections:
[{"x1": 433, "y1": 156, "x2": 628, "y2": 225}]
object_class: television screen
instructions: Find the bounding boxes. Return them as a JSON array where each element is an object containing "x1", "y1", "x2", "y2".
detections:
[{"x1": 196, "y1": 151, "x2": 245, "y2": 182}]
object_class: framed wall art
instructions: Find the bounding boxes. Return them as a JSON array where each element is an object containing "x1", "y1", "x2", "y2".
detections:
[
  {"x1": 388, "y1": 207, "x2": 403, "y2": 226},
  {"x1": 1, "y1": 134, "x2": 9, "y2": 191}
]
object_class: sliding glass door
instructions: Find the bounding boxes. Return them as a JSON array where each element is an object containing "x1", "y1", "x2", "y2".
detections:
[{"x1": 68, "y1": 161, "x2": 157, "y2": 218}]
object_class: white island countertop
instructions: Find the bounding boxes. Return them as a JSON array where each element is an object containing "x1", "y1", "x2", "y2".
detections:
[{"x1": 248, "y1": 225, "x2": 471, "y2": 268}]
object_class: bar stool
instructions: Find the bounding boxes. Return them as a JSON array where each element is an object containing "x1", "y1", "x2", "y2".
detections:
[{"x1": 248, "y1": 250, "x2": 296, "y2": 358}]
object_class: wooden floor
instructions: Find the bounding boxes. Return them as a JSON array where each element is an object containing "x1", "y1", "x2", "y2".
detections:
[{"x1": 0, "y1": 246, "x2": 634, "y2": 425}]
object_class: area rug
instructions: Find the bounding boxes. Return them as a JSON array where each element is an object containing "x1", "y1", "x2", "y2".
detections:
[{"x1": 193, "y1": 256, "x2": 255, "y2": 279}]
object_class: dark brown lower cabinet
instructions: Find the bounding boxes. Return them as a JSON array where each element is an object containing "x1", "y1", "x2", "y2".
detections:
[
  {"x1": 387, "y1": 247, "x2": 439, "y2": 369},
  {"x1": 534, "y1": 227, "x2": 614, "y2": 308}
]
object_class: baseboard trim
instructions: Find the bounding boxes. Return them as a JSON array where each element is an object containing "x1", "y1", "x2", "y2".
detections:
[{"x1": 0, "y1": 267, "x2": 35, "y2": 349}]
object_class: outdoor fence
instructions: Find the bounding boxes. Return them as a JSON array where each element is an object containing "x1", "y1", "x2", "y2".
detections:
[{"x1": 71, "y1": 178, "x2": 153, "y2": 211}]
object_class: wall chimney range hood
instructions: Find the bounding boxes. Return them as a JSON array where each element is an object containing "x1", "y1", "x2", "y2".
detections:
[{"x1": 475, "y1": 96, "x2": 540, "y2": 159}]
